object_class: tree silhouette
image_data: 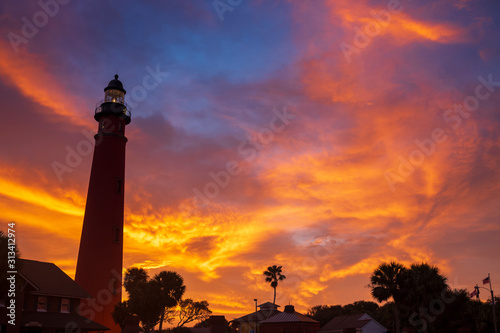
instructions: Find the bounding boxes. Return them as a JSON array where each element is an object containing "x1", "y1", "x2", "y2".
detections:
[
  {"x1": 125, "y1": 269, "x2": 163, "y2": 333},
  {"x1": 370, "y1": 262, "x2": 406, "y2": 333},
  {"x1": 307, "y1": 305, "x2": 344, "y2": 326},
  {"x1": 308, "y1": 273, "x2": 494, "y2": 332},
  {"x1": 153, "y1": 271, "x2": 185, "y2": 332},
  {"x1": 112, "y1": 301, "x2": 130, "y2": 330},
  {"x1": 176, "y1": 299, "x2": 212, "y2": 328},
  {"x1": 307, "y1": 301, "x2": 381, "y2": 327},
  {"x1": 431, "y1": 289, "x2": 473, "y2": 332},
  {"x1": 263, "y1": 265, "x2": 286, "y2": 304},
  {"x1": 402, "y1": 263, "x2": 448, "y2": 333},
  {"x1": 114, "y1": 267, "x2": 185, "y2": 333},
  {"x1": 123, "y1": 267, "x2": 149, "y2": 294}
]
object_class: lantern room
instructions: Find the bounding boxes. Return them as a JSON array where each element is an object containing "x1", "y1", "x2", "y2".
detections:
[
  {"x1": 95, "y1": 74, "x2": 131, "y2": 124},
  {"x1": 104, "y1": 74, "x2": 126, "y2": 103}
]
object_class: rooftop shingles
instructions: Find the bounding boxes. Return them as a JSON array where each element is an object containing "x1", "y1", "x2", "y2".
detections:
[
  {"x1": 260, "y1": 306, "x2": 319, "y2": 324},
  {"x1": 19, "y1": 259, "x2": 91, "y2": 298},
  {"x1": 319, "y1": 313, "x2": 371, "y2": 332}
]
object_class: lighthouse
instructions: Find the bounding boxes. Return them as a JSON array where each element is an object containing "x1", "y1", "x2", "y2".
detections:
[{"x1": 75, "y1": 75, "x2": 131, "y2": 333}]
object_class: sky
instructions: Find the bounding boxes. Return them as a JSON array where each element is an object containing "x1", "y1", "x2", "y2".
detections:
[{"x1": 1, "y1": 0, "x2": 500, "y2": 321}]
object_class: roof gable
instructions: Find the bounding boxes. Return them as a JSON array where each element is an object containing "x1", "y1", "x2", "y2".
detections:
[
  {"x1": 232, "y1": 303, "x2": 282, "y2": 323},
  {"x1": 19, "y1": 259, "x2": 91, "y2": 298},
  {"x1": 258, "y1": 302, "x2": 280, "y2": 309},
  {"x1": 319, "y1": 313, "x2": 372, "y2": 332},
  {"x1": 261, "y1": 312, "x2": 319, "y2": 324},
  {"x1": 232, "y1": 309, "x2": 281, "y2": 323},
  {"x1": 261, "y1": 306, "x2": 319, "y2": 324}
]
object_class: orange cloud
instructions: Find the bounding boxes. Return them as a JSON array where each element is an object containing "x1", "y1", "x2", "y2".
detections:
[
  {"x1": 327, "y1": 0, "x2": 466, "y2": 43},
  {"x1": 0, "y1": 176, "x2": 84, "y2": 217},
  {"x1": 391, "y1": 14, "x2": 465, "y2": 43},
  {"x1": 0, "y1": 40, "x2": 92, "y2": 128}
]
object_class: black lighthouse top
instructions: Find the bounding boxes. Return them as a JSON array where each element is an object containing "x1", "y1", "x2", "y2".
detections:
[
  {"x1": 105, "y1": 74, "x2": 126, "y2": 94},
  {"x1": 95, "y1": 75, "x2": 131, "y2": 124}
]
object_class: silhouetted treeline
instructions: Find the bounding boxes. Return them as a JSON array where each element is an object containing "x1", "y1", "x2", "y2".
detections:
[
  {"x1": 307, "y1": 262, "x2": 500, "y2": 333},
  {"x1": 307, "y1": 295, "x2": 500, "y2": 332},
  {"x1": 307, "y1": 301, "x2": 382, "y2": 327}
]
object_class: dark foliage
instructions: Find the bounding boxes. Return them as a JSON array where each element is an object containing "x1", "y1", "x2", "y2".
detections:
[
  {"x1": 308, "y1": 262, "x2": 499, "y2": 333},
  {"x1": 113, "y1": 267, "x2": 185, "y2": 333},
  {"x1": 263, "y1": 265, "x2": 286, "y2": 305}
]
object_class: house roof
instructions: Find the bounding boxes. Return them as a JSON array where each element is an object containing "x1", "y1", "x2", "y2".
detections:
[
  {"x1": 319, "y1": 313, "x2": 371, "y2": 332},
  {"x1": 21, "y1": 311, "x2": 109, "y2": 331},
  {"x1": 232, "y1": 309, "x2": 282, "y2": 323},
  {"x1": 258, "y1": 302, "x2": 280, "y2": 309},
  {"x1": 260, "y1": 305, "x2": 319, "y2": 324},
  {"x1": 19, "y1": 259, "x2": 91, "y2": 298},
  {"x1": 232, "y1": 302, "x2": 282, "y2": 323}
]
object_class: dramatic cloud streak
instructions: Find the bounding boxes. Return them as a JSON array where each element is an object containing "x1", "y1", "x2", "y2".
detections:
[{"x1": 1, "y1": 0, "x2": 499, "y2": 320}]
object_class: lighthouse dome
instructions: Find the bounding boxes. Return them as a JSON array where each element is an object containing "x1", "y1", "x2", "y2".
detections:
[{"x1": 104, "y1": 74, "x2": 126, "y2": 94}]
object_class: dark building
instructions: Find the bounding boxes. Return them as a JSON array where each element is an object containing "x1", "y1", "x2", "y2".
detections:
[
  {"x1": 259, "y1": 305, "x2": 319, "y2": 333},
  {"x1": 208, "y1": 316, "x2": 226, "y2": 333},
  {"x1": 318, "y1": 313, "x2": 387, "y2": 333},
  {"x1": 0, "y1": 259, "x2": 108, "y2": 333},
  {"x1": 232, "y1": 302, "x2": 281, "y2": 333}
]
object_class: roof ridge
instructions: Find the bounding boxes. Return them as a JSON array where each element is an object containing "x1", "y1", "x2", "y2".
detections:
[{"x1": 17, "y1": 258, "x2": 91, "y2": 299}]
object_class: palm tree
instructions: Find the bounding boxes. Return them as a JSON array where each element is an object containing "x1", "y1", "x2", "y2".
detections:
[
  {"x1": 123, "y1": 267, "x2": 149, "y2": 295},
  {"x1": 263, "y1": 265, "x2": 286, "y2": 305},
  {"x1": 370, "y1": 262, "x2": 406, "y2": 333},
  {"x1": 122, "y1": 268, "x2": 161, "y2": 333},
  {"x1": 401, "y1": 263, "x2": 448, "y2": 333},
  {"x1": 112, "y1": 301, "x2": 130, "y2": 330},
  {"x1": 153, "y1": 271, "x2": 185, "y2": 332}
]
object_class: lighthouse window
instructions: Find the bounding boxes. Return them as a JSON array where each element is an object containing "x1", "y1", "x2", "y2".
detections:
[
  {"x1": 105, "y1": 89, "x2": 124, "y2": 104},
  {"x1": 110, "y1": 278, "x2": 118, "y2": 295},
  {"x1": 37, "y1": 296, "x2": 48, "y2": 312},
  {"x1": 118, "y1": 121, "x2": 123, "y2": 132},
  {"x1": 116, "y1": 177, "x2": 123, "y2": 194},
  {"x1": 113, "y1": 226, "x2": 120, "y2": 243},
  {"x1": 60, "y1": 298, "x2": 70, "y2": 313}
]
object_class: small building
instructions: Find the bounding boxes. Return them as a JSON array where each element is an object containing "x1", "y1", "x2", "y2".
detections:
[
  {"x1": 259, "y1": 305, "x2": 320, "y2": 333},
  {"x1": 0, "y1": 259, "x2": 108, "y2": 333},
  {"x1": 232, "y1": 302, "x2": 281, "y2": 333},
  {"x1": 319, "y1": 313, "x2": 387, "y2": 333},
  {"x1": 186, "y1": 316, "x2": 227, "y2": 333}
]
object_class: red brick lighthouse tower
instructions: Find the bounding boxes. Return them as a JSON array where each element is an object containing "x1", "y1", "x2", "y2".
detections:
[{"x1": 75, "y1": 75, "x2": 131, "y2": 333}]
